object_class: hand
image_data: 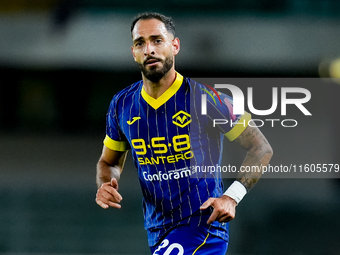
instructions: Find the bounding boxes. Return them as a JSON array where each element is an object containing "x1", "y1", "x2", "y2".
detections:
[
  {"x1": 95, "y1": 178, "x2": 123, "y2": 209},
  {"x1": 200, "y1": 195, "x2": 237, "y2": 224}
]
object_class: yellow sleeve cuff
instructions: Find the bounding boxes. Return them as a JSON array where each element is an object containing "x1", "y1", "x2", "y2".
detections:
[
  {"x1": 225, "y1": 112, "x2": 252, "y2": 141},
  {"x1": 103, "y1": 135, "x2": 130, "y2": 151}
]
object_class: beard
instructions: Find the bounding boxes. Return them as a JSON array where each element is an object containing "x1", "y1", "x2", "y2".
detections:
[{"x1": 138, "y1": 54, "x2": 173, "y2": 83}]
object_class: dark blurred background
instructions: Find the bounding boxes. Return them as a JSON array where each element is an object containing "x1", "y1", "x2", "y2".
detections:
[{"x1": 0, "y1": 1, "x2": 340, "y2": 254}]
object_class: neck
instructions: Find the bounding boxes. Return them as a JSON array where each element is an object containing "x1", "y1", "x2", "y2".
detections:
[{"x1": 142, "y1": 68, "x2": 177, "y2": 99}]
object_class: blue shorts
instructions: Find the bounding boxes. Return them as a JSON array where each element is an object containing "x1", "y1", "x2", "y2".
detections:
[{"x1": 150, "y1": 225, "x2": 228, "y2": 255}]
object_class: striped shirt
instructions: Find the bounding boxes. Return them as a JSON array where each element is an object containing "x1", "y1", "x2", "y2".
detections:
[{"x1": 104, "y1": 72, "x2": 250, "y2": 246}]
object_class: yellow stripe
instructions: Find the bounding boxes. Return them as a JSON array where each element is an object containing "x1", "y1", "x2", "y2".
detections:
[
  {"x1": 225, "y1": 112, "x2": 252, "y2": 141},
  {"x1": 141, "y1": 72, "x2": 183, "y2": 109},
  {"x1": 192, "y1": 233, "x2": 210, "y2": 255},
  {"x1": 103, "y1": 135, "x2": 129, "y2": 151}
]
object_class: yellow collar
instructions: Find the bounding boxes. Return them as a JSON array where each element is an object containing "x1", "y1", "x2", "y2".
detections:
[{"x1": 141, "y1": 72, "x2": 184, "y2": 110}]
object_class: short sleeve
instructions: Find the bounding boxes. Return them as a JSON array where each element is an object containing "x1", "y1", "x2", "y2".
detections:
[
  {"x1": 206, "y1": 91, "x2": 251, "y2": 141},
  {"x1": 104, "y1": 97, "x2": 130, "y2": 151}
]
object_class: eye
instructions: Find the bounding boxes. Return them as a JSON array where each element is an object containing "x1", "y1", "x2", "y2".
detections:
[
  {"x1": 154, "y1": 39, "x2": 162, "y2": 44},
  {"x1": 135, "y1": 41, "x2": 144, "y2": 47}
]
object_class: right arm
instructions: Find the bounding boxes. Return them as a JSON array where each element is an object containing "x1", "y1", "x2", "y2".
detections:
[{"x1": 95, "y1": 145, "x2": 128, "y2": 209}]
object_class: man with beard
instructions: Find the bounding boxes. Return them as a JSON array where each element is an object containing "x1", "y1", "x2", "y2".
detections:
[{"x1": 95, "y1": 12, "x2": 273, "y2": 254}]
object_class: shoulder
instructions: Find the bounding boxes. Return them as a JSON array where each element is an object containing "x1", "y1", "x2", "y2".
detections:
[
  {"x1": 113, "y1": 80, "x2": 142, "y2": 101},
  {"x1": 185, "y1": 77, "x2": 226, "y2": 105},
  {"x1": 108, "y1": 80, "x2": 143, "y2": 108},
  {"x1": 184, "y1": 77, "x2": 204, "y2": 91},
  {"x1": 184, "y1": 77, "x2": 219, "y2": 97}
]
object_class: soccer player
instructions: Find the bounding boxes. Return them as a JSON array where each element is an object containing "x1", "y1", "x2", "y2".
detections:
[{"x1": 95, "y1": 12, "x2": 273, "y2": 254}]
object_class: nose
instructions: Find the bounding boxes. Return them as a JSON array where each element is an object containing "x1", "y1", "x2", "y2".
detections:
[{"x1": 144, "y1": 42, "x2": 155, "y2": 56}]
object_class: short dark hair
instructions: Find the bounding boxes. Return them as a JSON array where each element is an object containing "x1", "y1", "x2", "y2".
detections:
[{"x1": 131, "y1": 12, "x2": 175, "y2": 37}]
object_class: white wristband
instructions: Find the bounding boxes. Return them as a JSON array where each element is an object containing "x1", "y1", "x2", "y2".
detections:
[{"x1": 223, "y1": 181, "x2": 247, "y2": 204}]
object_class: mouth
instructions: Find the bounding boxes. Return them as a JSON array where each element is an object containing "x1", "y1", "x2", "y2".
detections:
[{"x1": 144, "y1": 58, "x2": 161, "y2": 67}]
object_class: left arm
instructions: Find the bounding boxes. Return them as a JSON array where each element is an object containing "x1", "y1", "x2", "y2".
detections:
[
  {"x1": 200, "y1": 121, "x2": 273, "y2": 224},
  {"x1": 234, "y1": 120, "x2": 273, "y2": 191}
]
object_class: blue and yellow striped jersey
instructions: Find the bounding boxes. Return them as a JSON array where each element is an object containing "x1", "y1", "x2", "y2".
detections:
[{"x1": 104, "y1": 73, "x2": 250, "y2": 246}]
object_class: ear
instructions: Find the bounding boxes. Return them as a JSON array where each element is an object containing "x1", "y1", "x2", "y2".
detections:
[
  {"x1": 172, "y1": 37, "x2": 180, "y2": 56},
  {"x1": 131, "y1": 45, "x2": 137, "y2": 61}
]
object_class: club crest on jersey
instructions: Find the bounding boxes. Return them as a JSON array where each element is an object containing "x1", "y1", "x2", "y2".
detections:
[{"x1": 172, "y1": 111, "x2": 191, "y2": 128}]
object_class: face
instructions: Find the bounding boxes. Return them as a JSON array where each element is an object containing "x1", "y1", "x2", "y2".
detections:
[{"x1": 131, "y1": 19, "x2": 180, "y2": 82}]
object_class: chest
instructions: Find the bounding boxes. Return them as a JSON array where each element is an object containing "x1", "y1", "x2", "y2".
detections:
[{"x1": 119, "y1": 95, "x2": 192, "y2": 157}]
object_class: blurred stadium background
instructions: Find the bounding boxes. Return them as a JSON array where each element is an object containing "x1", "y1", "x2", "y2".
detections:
[{"x1": 0, "y1": 1, "x2": 340, "y2": 254}]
